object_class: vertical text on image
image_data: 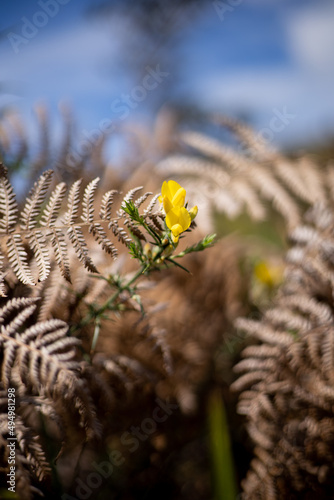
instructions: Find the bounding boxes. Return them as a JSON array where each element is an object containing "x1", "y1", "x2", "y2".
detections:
[{"x1": 7, "y1": 387, "x2": 16, "y2": 494}]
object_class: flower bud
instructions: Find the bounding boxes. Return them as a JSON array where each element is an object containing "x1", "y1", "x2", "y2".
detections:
[
  {"x1": 188, "y1": 205, "x2": 198, "y2": 221},
  {"x1": 143, "y1": 243, "x2": 152, "y2": 259}
]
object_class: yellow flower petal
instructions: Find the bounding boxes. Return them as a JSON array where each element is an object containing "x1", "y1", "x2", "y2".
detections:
[
  {"x1": 179, "y1": 207, "x2": 191, "y2": 231},
  {"x1": 165, "y1": 208, "x2": 178, "y2": 230},
  {"x1": 160, "y1": 181, "x2": 197, "y2": 244},
  {"x1": 171, "y1": 223, "x2": 183, "y2": 237},
  {"x1": 164, "y1": 180, "x2": 182, "y2": 199},
  {"x1": 160, "y1": 180, "x2": 186, "y2": 214},
  {"x1": 171, "y1": 187, "x2": 186, "y2": 208},
  {"x1": 162, "y1": 197, "x2": 173, "y2": 214},
  {"x1": 166, "y1": 207, "x2": 191, "y2": 234}
]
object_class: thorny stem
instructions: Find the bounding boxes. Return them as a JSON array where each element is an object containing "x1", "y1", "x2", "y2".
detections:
[
  {"x1": 71, "y1": 200, "x2": 210, "y2": 356},
  {"x1": 97, "y1": 265, "x2": 147, "y2": 316},
  {"x1": 86, "y1": 264, "x2": 148, "y2": 355}
]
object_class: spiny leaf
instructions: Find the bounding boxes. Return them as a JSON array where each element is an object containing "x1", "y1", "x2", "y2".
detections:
[{"x1": 172, "y1": 234, "x2": 216, "y2": 258}]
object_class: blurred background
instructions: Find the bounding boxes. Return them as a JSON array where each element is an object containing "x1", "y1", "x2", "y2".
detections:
[
  {"x1": 1, "y1": 2, "x2": 334, "y2": 499},
  {"x1": 0, "y1": 0, "x2": 334, "y2": 162}
]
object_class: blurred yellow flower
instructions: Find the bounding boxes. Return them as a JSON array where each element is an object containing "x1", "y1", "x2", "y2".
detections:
[
  {"x1": 166, "y1": 207, "x2": 191, "y2": 243},
  {"x1": 254, "y1": 260, "x2": 283, "y2": 288},
  {"x1": 159, "y1": 180, "x2": 186, "y2": 214}
]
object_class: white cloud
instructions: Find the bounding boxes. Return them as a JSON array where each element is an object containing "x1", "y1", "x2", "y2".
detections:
[
  {"x1": 1, "y1": 21, "x2": 121, "y2": 105},
  {"x1": 1, "y1": 1, "x2": 334, "y2": 151},
  {"x1": 285, "y1": 3, "x2": 334, "y2": 75},
  {"x1": 0, "y1": 20, "x2": 126, "y2": 155},
  {"x1": 198, "y1": 69, "x2": 301, "y2": 110},
  {"x1": 191, "y1": 3, "x2": 334, "y2": 147}
]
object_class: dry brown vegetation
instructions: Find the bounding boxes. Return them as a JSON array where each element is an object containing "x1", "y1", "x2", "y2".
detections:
[{"x1": 1, "y1": 107, "x2": 334, "y2": 499}]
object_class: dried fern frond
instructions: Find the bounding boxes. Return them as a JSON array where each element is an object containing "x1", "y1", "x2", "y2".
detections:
[
  {"x1": 99, "y1": 189, "x2": 118, "y2": 221},
  {"x1": 93, "y1": 352, "x2": 156, "y2": 390},
  {"x1": 0, "y1": 104, "x2": 114, "y2": 189},
  {"x1": 20, "y1": 169, "x2": 54, "y2": 231},
  {"x1": 35, "y1": 265, "x2": 66, "y2": 321},
  {"x1": 232, "y1": 202, "x2": 334, "y2": 499},
  {"x1": 213, "y1": 113, "x2": 276, "y2": 160},
  {"x1": 143, "y1": 193, "x2": 159, "y2": 216},
  {"x1": 0, "y1": 164, "x2": 18, "y2": 234},
  {"x1": 158, "y1": 117, "x2": 332, "y2": 231},
  {"x1": 0, "y1": 396, "x2": 50, "y2": 500},
  {"x1": 0, "y1": 166, "x2": 153, "y2": 291},
  {"x1": 0, "y1": 297, "x2": 100, "y2": 439}
]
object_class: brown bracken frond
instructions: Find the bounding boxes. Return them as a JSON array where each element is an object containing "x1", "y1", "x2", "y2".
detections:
[
  {"x1": 0, "y1": 388, "x2": 51, "y2": 500},
  {"x1": 0, "y1": 297, "x2": 100, "y2": 440},
  {"x1": 158, "y1": 117, "x2": 331, "y2": 232},
  {"x1": 232, "y1": 202, "x2": 334, "y2": 499},
  {"x1": 0, "y1": 166, "x2": 153, "y2": 291}
]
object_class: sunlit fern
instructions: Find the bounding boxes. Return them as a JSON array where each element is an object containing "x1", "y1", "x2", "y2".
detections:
[
  {"x1": 0, "y1": 164, "x2": 159, "y2": 294},
  {"x1": 158, "y1": 116, "x2": 330, "y2": 231}
]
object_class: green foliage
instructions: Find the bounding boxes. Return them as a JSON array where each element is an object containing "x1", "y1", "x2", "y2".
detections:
[
  {"x1": 77, "y1": 200, "x2": 214, "y2": 354},
  {"x1": 172, "y1": 233, "x2": 216, "y2": 259},
  {"x1": 208, "y1": 390, "x2": 238, "y2": 500}
]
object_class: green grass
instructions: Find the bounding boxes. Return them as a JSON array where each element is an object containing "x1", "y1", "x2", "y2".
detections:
[
  {"x1": 214, "y1": 210, "x2": 287, "y2": 250},
  {"x1": 207, "y1": 390, "x2": 238, "y2": 500}
]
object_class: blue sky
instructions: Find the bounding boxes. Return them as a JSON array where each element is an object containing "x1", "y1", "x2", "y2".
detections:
[{"x1": 0, "y1": 0, "x2": 334, "y2": 158}]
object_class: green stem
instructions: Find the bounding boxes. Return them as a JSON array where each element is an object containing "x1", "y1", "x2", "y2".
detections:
[
  {"x1": 98, "y1": 265, "x2": 147, "y2": 315},
  {"x1": 89, "y1": 264, "x2": 147, "y2": 354},
  {"x1": 90, "y1": 318, "x2": 101, "y2": 354},
  {"x1": 165, "y1": 257, "x2": 190, "y2": 273}
]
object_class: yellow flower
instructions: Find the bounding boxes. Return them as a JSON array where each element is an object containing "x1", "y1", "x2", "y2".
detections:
[
  {"x1": 254, "y1": 260, "x2": 283, "y2": 288},
  {"x1": 159, "y1": 180, "x2": 198, "y2": 243},
  {"x1": 165, "y1": 206, "x2": 191, "y2": 243},
  {"x1": 159, "y1": 180, "x2": 186, "y2": 214}
]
